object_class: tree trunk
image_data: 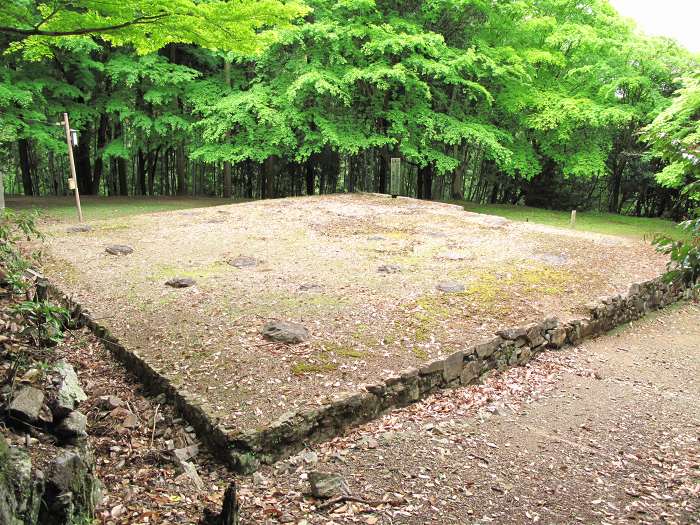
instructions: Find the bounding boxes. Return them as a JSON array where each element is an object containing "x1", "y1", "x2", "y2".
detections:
[
  {"x1": 418, "y1": 163, "x2": 433, "y2": 200},
  {"x1": 377, "y1": 149, "x2": 388, "y2": 194},
  {"x1": 147, "y1": 147, "x2": 160, "y2": 196},
  {"x1": 137, "y1": 149, "x2": 147, "y2": 195},
  {"x1": 320, "y1": 146, "x2": 340, "y2": 194},
  {"x1": 262, "y1": 156, "x2": 279, "y2": 199},
  {"x1": 176, "y1": 144, "x2": 186, "y2": 196},
  {"x1": 305, "y1": 157, "x2": 315, "y2": 195},
  {"x1": 91, "y1": 113, "x2": 109, "y2": 194},
  {"x1": 608, "y1": 157, "x2": 627, "y2": 213},
  {"x1": 18, "y1": 139, "x2": 35, "y2": 196},
  {"x1": 75, "y1": 124, "x2": 93, "y2": 195}
]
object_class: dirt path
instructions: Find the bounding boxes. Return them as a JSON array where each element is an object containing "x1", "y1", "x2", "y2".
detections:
[{"x1": 239, "y1": 302, "x2": 700, "y2": 524}]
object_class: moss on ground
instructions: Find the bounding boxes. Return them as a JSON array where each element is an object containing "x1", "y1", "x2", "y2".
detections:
[
  {"x1": 149, "y1": 261, "x2": 229, "y2": 282},
  {"x1": 290, "y1": 361, "x2": 338, "y2": 375}
]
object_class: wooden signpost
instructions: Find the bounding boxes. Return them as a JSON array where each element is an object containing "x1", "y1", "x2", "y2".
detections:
[
  {"x1": 390, "y1": 157, "x2": 401, "y2": 198},
  {"x1": 61, "y1": 113, "x2": 83, "y2": 222}
]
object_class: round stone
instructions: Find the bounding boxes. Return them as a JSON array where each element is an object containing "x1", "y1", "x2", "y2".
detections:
[
  {"x1": 228, "y1": 256, "x2": 257, "y2": 268},
  {"x1": 165, "y1": 278, "x2": 196, "y2": 288},
  {"x1": 436, "y1": 281, "x2": 465, "y2": 293},
  {"x1": 377, "y1": 264, "x2": 401, "y2": 274},
  {"x1": 105, "y1": 245, "x2": 133, "y2": 256},
  {"x1": 298, "y1": 283, "x2": 323, "y2": 292},
  {"x1": 261, "y1": 320, "x2": 310, "y2": 344}
]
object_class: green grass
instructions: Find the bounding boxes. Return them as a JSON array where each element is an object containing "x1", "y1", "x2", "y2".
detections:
[
  {"x1": 6, "y1": 196, "x2": 235, "y2": 222},
  {"x1": 458, "y1": 202, "x2": 686, "y2": 241}
]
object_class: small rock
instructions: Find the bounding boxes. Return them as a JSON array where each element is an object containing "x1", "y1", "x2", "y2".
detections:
[
  {"x1": 308, "y1": 471, "x2": 350, "y2": 499},
  {"x1": 366, "y1": 438, "x2": 379, "y2": 449},
  {"x1": 261, "y1": 320, "x2": 310, "y2": 344},
  {"x1": 8, "y1": 386, "x2": 44, "y2": 423},
  {"x1": 96, "y1": 395, "x2": 123, "y2": 410},
  {"x1": 252, "y1": 472, "x2": 267, "y2": 486},
  {"x1": 228, "y1": 256, "x2": 257, "y2": 268},
  {"x1": 121, "y1": 412, "x2": 139, "y2": 429},
  {"x1": 52, "y1": 360, "x2": 87, "y2": 415},
  {"x1": 279, "y1": 513, "x2": 295, "y2": 523},
  {"x1": 436, "y1": 281, "x2": 465, "y2": 293},
  {"x1": 172, "y1": 444, "x2": 199, "y2": 463},
  {"x1": 438, "y1": 251, "x2": 467, "y2": 261},
  {"x1": 165, "y1": 277, "x2": 196, "y2": 288},
  {"x1": 497, "y1": 326, "x2": 527, "y2": 341},
  {"x1": 56, "y1": 411, "x2": 88, "y2": 441},
  {"x1": 549, "y1": 326, "x2": 567, "y2": 348},
  {"x1": 298, "y1": 283, "x2": 323, "y2": 293},
  {"x1": 66, "y1": 224, "x2": 92, "y2": 233},
  {"x1": 368, "y1": 235, "x2": 386, "y2": 241},
  {"x1": 300, "y1": 450, "x2": 318, "y2": 464},
  {"x1": 377, "y1": 264, "x2": 401, "y2": 274},
  {"x1": 105, "y1": 245, "x2": 133, "y2": 256},
  {"x1": 176, "y1": 460, "x2": 204, "y2": 491},
  {"x1": 111, "y1": 504, "x2": 126, "y2": 519},
  {"x1": 47, "y1": 449, "x2": 101, "y2": 518}
]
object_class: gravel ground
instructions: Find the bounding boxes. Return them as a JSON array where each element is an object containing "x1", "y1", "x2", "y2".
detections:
[{"x1": 237, "y1": 302, "x2": 700, "y2": 524}]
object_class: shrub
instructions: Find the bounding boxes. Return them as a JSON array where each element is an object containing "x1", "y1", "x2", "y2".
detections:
[
  {"x1": 0, "y1": 209, "x2": 42, "y2": 293},
  {"x1": 654, "y1": 218, "x2": 700, "y2": 296}
]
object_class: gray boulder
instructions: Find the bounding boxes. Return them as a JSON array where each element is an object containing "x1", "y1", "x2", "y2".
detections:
[
  {"x1": 105, "y1": 245, "x2": 133, "y2": 256},
  {"x1": 52, "y1": 360, "x2": 87, "y2": 416},
  {"x1": 298, "y1": 283, "x2": 323, "y2": 293},
  {"x1": 56, "y1": 411, "x2": 88, "y2": 441},
  {"x1": 377, "y1": 264, "x2": 401, "y2": 274},
  {"x1": 436, "y1": 281, "x2": 465, "y2": 293},
  {"x1": 66, "y1": 225, "x2": 91, "y2": 233},
  {"x1": 0, "y1": 434, "x2": 43, "y2": 525},
  {"x1": 228, "y1": 256, "x2": 257, "y2": 268},
  {"x1": 43, "y1": 448, "x2": 101, "y2": 524},
  {"x1": 308, "y1": 472, "x2": 350, "y2": 499},
  {"x1": 165, "y1": 277, "x2": 196, "y2": 288},
  {"x1": 261, "y1": 321, "x2": 310, "y2": 344},
  {"x1": 8, "y1": 386, "x2": 44, "y2": 424}
]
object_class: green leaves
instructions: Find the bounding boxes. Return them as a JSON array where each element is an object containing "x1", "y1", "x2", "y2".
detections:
[
  {"x1": 1, "y1": 0, "x2": 309, "y2": 58},
  {"x1": 643, "y1": 75, "x2": 700, "y2": 196}
]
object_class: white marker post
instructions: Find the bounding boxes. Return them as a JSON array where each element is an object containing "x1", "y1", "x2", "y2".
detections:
[
  {"x1": 570, "y1": 209, "x2": 577, "y2": 228},
  {"x1": 61, "y1": 113, "x2": 83, "y2": 222}
]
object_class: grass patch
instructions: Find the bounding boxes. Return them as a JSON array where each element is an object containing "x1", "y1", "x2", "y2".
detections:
[
  {"x1": 456, "y1": 201, "x2": 685, "y2": 241},
  {"x1": 7, "y1": 196, "x2": 235, "y2": 223}
]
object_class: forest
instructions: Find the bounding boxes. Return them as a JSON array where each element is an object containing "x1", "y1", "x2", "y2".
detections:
[{"x1": 1, "y1": 0, "x2": 698, "y2": 218}]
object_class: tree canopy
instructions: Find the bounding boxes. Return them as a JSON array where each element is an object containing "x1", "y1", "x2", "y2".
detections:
[{"x1": 1, "y1": 0, "x2": 698, "y2": 218}]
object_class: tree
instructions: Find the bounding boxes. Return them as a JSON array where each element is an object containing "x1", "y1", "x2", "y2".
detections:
[
  {"x1": 0, "y1": 0, "x2": 308, "y2": 57},
  {"x1": 644, "y1": 74, "x2": 700, "y2": 201}
]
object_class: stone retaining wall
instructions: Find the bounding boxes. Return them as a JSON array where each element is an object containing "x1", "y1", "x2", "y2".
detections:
[{"x1": 42, "y1": 275, "x2": 690, "y2": 474}]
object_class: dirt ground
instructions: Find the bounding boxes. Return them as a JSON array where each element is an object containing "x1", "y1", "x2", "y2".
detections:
[
  {"x1": 238, "y1": 301, "x2": 700, "y2": 524},
  {"x1": 38, "y1": 194, "x2": 668, "y2": 433}
]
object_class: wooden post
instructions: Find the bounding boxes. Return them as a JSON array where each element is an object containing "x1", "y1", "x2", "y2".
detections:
[
  {"x1": 570, "y1": 209, "x2": 577, "y2": 227},
  {"x1": 62, "y1": 113, "x2": 83, "y2": 222},
  {"x1": 390, "y1": 157, "x2": 401, "y2": 198}
]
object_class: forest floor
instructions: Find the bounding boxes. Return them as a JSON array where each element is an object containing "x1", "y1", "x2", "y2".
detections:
[
  {"x1": 237, "y1": 300, "x2": 700, "y2": 524},
  {"x1": 7, "y1": 289, "x2": 693, "y2": 524},
  {"x1": 32, "y1": 193, "x2": 669, "y2": 434}
]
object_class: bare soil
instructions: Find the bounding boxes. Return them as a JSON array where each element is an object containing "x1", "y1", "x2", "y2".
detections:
[{"x1": 39, "y1": 194, "x2": 668, "y2": 433}]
